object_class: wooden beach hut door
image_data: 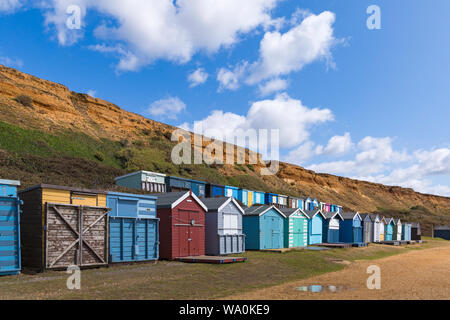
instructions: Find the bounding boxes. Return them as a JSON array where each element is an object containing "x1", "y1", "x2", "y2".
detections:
[
  {"x1": 177, "y1": 210, "x2": 203, "y2": 257},
  {"x1": 271, "y1": 216, "x2": 282, "y2": 249},
  {"x1": 45, "y1": 203, "x2": 109, "y2": 269},
  {"x1": 0, "y1": 198, "x2": 20, "y2": 273}
]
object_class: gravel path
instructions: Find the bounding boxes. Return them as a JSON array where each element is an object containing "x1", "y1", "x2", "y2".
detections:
[{"x1": 225, "y1": 244, "x2": 450, "y2": 300}]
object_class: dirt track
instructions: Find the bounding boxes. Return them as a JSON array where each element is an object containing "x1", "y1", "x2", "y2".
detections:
[{"x1": 226, "y1": 244, "x2": 450, "y2": 300}]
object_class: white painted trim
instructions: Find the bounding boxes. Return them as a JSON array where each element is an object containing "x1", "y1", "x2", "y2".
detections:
[
  {"x1": 114, "y1": 170, "x2": 166, "y2": 181},
  {"x1": 190, "y1": 191, "x2": 209, "y2": 212},
  {"x1": 0, "y1": 179, "x2": 20, "y2": 186},
  {"x1": 217, "y1": 197, "x2": 245, "y2": 215}
]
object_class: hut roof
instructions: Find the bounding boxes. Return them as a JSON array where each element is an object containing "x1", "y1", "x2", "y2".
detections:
[
  {"x1": 279, "y1": 208, "x2": 306, "y2": 218},
  {"x1": 303, "y1": 208, "x2": 325, "y2": 219},
  {"x1": 199, "y1": 197, "x2": 244, "y2": 214},
  {"x1": 153, "y1": 191, "x2": 208, "y2": 212},
  {"x1": 243, "y1": 205, "x2": 286, "y2": 218},
  {"x1": 341, "y1": 212, "x2": 362, "y2": 220}
]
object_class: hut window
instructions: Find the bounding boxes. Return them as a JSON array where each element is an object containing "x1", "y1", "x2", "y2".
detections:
[{"x1": 223, "y1": 213, "x2": 238, "y2": 235}]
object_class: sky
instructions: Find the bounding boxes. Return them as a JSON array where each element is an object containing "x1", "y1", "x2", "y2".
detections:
[{"x1": 0, "y1": 0, "x2": 449, "y2": 197}]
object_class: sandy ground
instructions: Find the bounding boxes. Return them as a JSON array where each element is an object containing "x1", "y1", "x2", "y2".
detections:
[{"x1": 225, "y1": 245, "x2": 450, "y2": 300}]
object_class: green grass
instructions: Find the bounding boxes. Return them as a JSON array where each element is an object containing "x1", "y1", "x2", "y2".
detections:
[
  {"x1": 0, "y1": 121, "x2": 122, "y2": 167},
  {"x1": 0, "y1": 240, "x2": 445, "y2": 300}
]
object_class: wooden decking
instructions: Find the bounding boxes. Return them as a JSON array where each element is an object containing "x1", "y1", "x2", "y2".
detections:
[
  {"x1": 314, "y1": 243, "x2": 353, "y2": 248},
  {"x1": 177, "y1": 255, "x2": 247, "y2": 264}
]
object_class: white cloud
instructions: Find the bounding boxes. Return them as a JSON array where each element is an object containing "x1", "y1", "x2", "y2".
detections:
[
  {"x1": 0, "y1": 0, "x2": 22, "y2": 13},
  {"x1": 0, "y1": 55, "x2": 23, "y2": 68},
  {"x1": 217, "y1": 61, "x2": 248, "y2": 91},
  {"x1": 258, "y1": 78, "x2": 288, "y2": 96},
  {"x1": 180, "y1": 92, "x2": 333, "y2": 149},
  {"x1": 321, "y1": 132, "x2": 354, "y2": 155},
  {"x1": 187, "y1": 68, "x2": 208, "y2": 87},
  {"x1": 247, "y1": 11, "x2": 337, "y2": 84},
  {"x1": 42, "y1": 0, "x2": 280, "y2": 70},
  {"x1": 147, "y1": 96, "x2": 186, "y2": 120},
  {"x1": 87, "y1": 89, "x2": 97, "y2": 97}
]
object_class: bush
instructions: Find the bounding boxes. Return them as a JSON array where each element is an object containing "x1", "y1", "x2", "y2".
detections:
[
  {"x1": 94, "y1": 152, "x2": 104, "y2": 162},
  {"x1": 14, "y1": 95, "x2": 33, "y2": 108}
]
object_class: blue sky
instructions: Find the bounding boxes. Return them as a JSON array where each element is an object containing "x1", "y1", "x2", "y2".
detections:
[{"x1": 0, "y1": 0, "x2": 449, "y2": 196}]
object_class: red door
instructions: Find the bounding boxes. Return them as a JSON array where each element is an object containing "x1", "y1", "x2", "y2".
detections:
[
  {"x1": 178, "y1": 225, "x2": 190, "y2": 257},
  {"x1": 188, "y1": 211, "x2": 202, "y2": 256}
]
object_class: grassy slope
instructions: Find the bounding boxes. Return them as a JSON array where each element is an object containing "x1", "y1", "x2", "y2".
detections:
[{"x1": 0, "y1": 239, "x2": 446, "y2": 299}]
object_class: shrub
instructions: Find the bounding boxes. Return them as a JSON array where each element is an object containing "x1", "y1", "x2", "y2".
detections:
[{"x1": 14, "y1": 95, "x2": 33, "y2": 108}]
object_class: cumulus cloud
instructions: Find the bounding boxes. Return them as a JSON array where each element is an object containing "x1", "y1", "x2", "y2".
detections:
[
  {"x1": 217, "y1": 10, "x2": 340, "y2": 91},
  {"x1": 147, "y1": 96, "x2": 186, "y2": 120},
  {"x1": 246, "y1": 11, "x2": 337, "y2": 84},
  {"x1": 187, "y1": 68, "x2": 208, "y2": 87},
  {"x1": 0, "y1": 0, "x2": 23, "y2": 13},
  {"x1": 217, "y1": 61, "x2": 249, "y2": 91},
  {"x1": 180, "y1": 92, "x2": 333, "y2": 150},
  {"x1": 258, "y1": 78, "x2": 288, "y2": 96},
  {"x1": 42, "y1": 0, "x2": 280, "y2": 70}
]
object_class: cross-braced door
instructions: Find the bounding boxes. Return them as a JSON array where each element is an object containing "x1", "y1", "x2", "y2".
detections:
[{"x1": 45, "y1": 203, "x2": 109, "y2": 269}]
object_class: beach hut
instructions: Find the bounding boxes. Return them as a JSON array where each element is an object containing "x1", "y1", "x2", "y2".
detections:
[
  {"x1": 336, "y1": 205, "x2": 343, "y2": 213},
  {"x1": 237, "y1": 188, "x2": 253, "y2": 207},
  {"x1": 107, "y1": 192, "x2": 159, "y2": 263},
  {"x1": 0, "y1": 179, "x2": 21, "y2": 276},
  {"x1": 360, "y1": 214, "x2": 373, "y2": 243},
  {"x1": 252, "y1": 190, "x2": 265, "y2": 205},
  {"x1": 202, "y1": 197, "x2": 245, "y2": 255},
  {"x1": 19, "y1": 184, "x2": 109, "y2": 271},
  {"x1": 154, "y1": 191, "x2": 207, "y2": 260},
  {"x1": 384, "y1": 218, "x2": 395, "y2": 241},
  {"x1": 379, "y1": 217, "x2": 386, "y2": 241},
  {"x1": 304, "y1": 197, "x2": 319, "y2": 211},
  {"x1": 243, "y1": 205, "x2": 285, "y2": 250},
  {"x1": 434, "y1": 226, "x2": 450, "y2": 240},
  {"x1": 304, "y1": 209, "x2": 326, "y2": 245},
  {"x1": 264, "y1": 193, "x2": 278, "y2": 206},
  {"x1": 277, "y1": 194, "x2": 288, "y2": 208},
  {"x1": 287, "y1": 196, "x2": 297, "y2": 208},
  {"x1": 339, "y1": 212, "x2": 363, "y2": 244},
  {"x1": 224, "y1": 185, "x2": 239, "y2": 199},
  {"x1": 323, "y1": 212, "x2": 344, "y2": 243},
  {"x1": 206, "y1": 183, "x2": 225, "y2": 198},
  {"x1": 165, "y1": 176, "x2": 206, "y2": 198},
  {"x1": 411, "y1": 222, "x2": 422, "y2": 241},
  {"x1": 402, "y1": 223, "x2": 412, "y2": 241},
  {"x1": 393, "y1": 219, "x2": 402, "y2": 241},
  {"x1": 280, "y1": 208, "x2": 308, "y2": 248},
  {"x1": 320, "y1": 202, "x2": 331, "y2": 213},
  {"x1": 366, "y1": 214, "x2": 382, "y2": 242},
  {"x1": 115, "y1": 170, "x2": 166, "y2": 193}
]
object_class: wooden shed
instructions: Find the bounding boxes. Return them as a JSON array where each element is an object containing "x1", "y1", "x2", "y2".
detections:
[
  {"x1": 393, "y1": 219, "x2": 402, "y2": 241},
  {"x1": 115, "y1": 170, "x2": 166, "y2": 193},
  {"x1": 434, "y1": 226, "x2": 450, "y2": 240},
  {"x1": 360, "y1": 214, "x2": 373, "y2": 243},
  {"x1": 224, "y1": 185, "x2": 239, "y2": 199},
  {"x1": 410, "y1": 222, "x2": 422, "y2": 241},
  {"x1": 287, "y1": 196, "x2": 300, "y2": 209},
  {"x1": 323, "y1": 212, "x2": 344, "y2": 243},
  {"x1": 19, "y1": 184, "x2": 109, "y2": 271},
  {"x1": 280, "y1": 208, "x2": 308, "y2": 248},
  {"x1": 304, "y1": 209, "x2": 326, "y2": 245},
  {"x1": 252, "y1": 190, "x2": 265, "y2": 205},
  {"x1": 277, "y1": 194, "x2": 288, "y2": 208},
  {"x1": 237, "y1": 189, "x2": 252, "y2": 207},
  {"x1": 339, "y1": 212, "x2": 363, "y2": 244},
  {"x1": 165, "y1": 176, "x2": 207, "y2": 198},
  {"x1": 379, "y1": 216, "x2": 386, "y2": 242},
  {"x1": 384, "y1": 218, "x2": 395, "y2": 241},
  {"x1": 243, "y1": 205, "x2": 285, "y2": 250},
  {"x1": 107, "y1": 192, "x2": 159, "y2": 263},
  {"x1": 402, "y1": 223, "x2": 412, "y2": 241},
  {"x1": 206, "y1": 183, "x2": 225, "y2": 198},
  {"x1": 155, "y1": 191, "x2": 207, "y2": 260},
  {"x1": 201, "y1": 197, "x2": 245, "y2": 255},
  {"x1": 370, "y1": 214, "x2": 382, "y2": 242},
  {"x1": 264, "y1": 193, "x2": 278, "y2": 206},
  {"x1": 0, "y1": 179, "x2": 21, "y2": 276}
]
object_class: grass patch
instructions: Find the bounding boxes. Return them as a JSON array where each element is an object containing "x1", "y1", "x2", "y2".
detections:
[{"x1": 0, "y1": 241, "x2": 446, "y2": 300}]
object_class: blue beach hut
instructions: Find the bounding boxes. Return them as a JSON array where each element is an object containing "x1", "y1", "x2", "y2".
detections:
[
  {"x1": 304, "y1": 209, "x2": 326, "y2": 245},
  {"x1": 339, "y1": 212, "x2": 363, "y2": 244},
  {"x1": 323, "y1": 212, "x2": 344, "y2": 243},
  {"x1": 243, "y1": 205, "x2": 286, "y2": 250}
]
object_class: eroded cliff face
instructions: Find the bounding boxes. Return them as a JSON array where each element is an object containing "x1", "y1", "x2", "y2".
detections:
[{"x1": 0, "y1": 64, "x2": 449, "y2": 229}]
